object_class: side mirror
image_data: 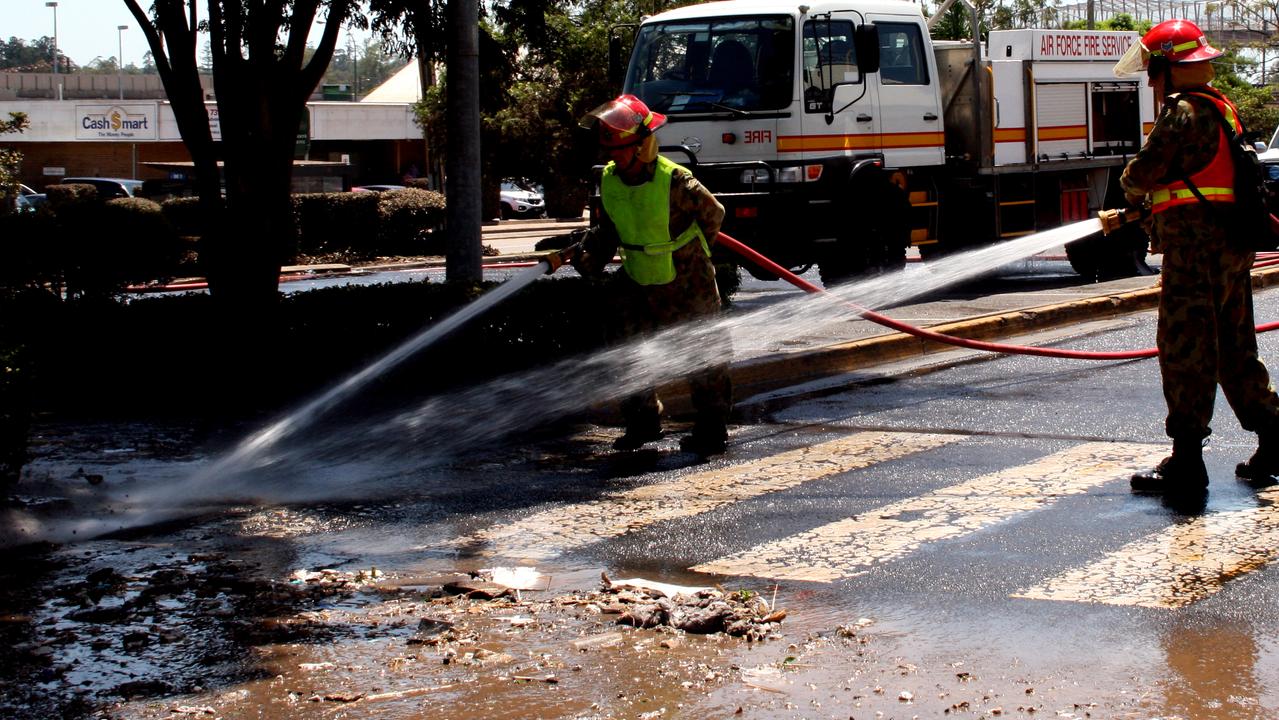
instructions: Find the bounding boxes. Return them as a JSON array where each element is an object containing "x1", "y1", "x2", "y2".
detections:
[
  {"x1": 1256, "y1": 141, "x2": 1269, "y2": 153},
  {"x1": 609, "y1": 25, "x2": 638, "y2": 90},
  {"x1": 854, "y1": 23, "x2": 880, "y2": 75}
]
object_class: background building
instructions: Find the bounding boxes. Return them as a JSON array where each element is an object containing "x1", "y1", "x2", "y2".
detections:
[{"x1": 0, "y1": 67, "x2": 427, "y2": 193}]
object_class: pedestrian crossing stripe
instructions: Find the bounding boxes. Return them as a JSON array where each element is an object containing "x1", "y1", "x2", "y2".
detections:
[
  {"x1": 690, "y1": 442, "x2": 1167, "y2": 583},
  {"x1": 455, "y1": 431, "x2": 963, "y2": 561},
  {"x1": 1013, "y1": 485, "x2": 1279, "y2": 608}
]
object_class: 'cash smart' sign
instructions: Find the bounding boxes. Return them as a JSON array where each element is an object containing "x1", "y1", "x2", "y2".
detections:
[{"x1": 75, "y1": 104, "x2": 158, "y2": 140}]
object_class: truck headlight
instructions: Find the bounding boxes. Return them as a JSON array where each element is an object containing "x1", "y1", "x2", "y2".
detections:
[{"x1": 740, "y1": 169, "x2": 770, "y2": 184}]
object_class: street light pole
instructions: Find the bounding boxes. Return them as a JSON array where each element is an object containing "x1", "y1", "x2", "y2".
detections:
[
  {"x1": 117, "y1": 25, "x2": 128, "y2": 100},
  {"x1": 348, "y1": 33, "x2": 358, "y2": 101},
  {"x1": 45, "y1": 2, "x2": 58, "y2": 76}
]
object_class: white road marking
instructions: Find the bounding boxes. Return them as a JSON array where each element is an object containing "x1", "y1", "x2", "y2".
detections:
[
  {"x1": 1014, "y1": 486, "x2": 1279, "y2": 608},
  {"x1": 457, "y1": 431, "x2": 962, "y2": 561},
  {"x1": 691, "y1": 442, "x2": 1166, "y2": 583}
]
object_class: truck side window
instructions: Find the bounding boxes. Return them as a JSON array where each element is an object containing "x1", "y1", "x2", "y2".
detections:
[
  {"x1": 878, "y1": 23, "x2": 928, "y2": 86},
  {"x1": 803, "y1": 19, "x2": 859, "y2": 114}
]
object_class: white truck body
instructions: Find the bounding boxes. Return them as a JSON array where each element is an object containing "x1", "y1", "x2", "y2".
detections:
[{"x1": 618, "y1": 0, "x2": 1156, "y2": 279}]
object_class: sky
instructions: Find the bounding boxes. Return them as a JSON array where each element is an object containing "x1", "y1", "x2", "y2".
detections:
[{"x1": 4, "y1": 0, "x2": 371, "y2": 70}]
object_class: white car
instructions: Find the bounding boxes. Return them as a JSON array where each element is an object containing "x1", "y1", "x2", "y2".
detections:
[
  {"x1": 500, "y1": 180, "x2": 546, "y2": 219},
  {"x1": 1261, "y1": 125, "x2": 1279, "y2": 182}
]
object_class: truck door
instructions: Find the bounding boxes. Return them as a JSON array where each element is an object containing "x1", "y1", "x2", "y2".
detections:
[
  {"x1": 865, "y1": 17, "x2": 944, "y2": 168},
  {"x1": 796, "y1": 16, "x2": 879, "y2": 161},
  {"x1": 1035, "y1": 83, "x2": 1088, "y2": 160}
]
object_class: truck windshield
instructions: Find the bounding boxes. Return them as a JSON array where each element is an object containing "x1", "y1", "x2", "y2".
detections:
[{"x1": 624, "y1": 16, "x2": 795, "y2": 114}]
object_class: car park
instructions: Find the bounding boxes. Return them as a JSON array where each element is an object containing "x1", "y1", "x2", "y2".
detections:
[
  {"x1": 60, "y1": 177, "x2": 146, "y2": 200},
  {"x1": 500, "y1": 180, "x2": 545, "y2": 219}
]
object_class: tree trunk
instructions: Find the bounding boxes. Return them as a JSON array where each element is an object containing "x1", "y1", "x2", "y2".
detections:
[{"x1": 445, "y1": 0, "x2": 482, "y2": 284}]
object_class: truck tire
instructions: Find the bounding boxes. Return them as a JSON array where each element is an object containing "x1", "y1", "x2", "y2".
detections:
[
  {"x1": 1065, "y1": 223, "x2": 1153, "y2": 280},
  {"x1": 818, "y1": 181, "x2": 909, "y2": 286}
]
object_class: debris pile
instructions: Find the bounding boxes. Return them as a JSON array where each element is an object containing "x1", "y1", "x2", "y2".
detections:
[{"x1": 557, "y1": 572, "x2": 786, "y2": 641}]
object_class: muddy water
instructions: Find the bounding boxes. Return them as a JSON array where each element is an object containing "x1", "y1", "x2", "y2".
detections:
[{"x1": 7, "y1": 421, "x2": 1268, "y2": 720}]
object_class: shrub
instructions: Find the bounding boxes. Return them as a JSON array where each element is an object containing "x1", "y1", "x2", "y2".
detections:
[
  {"x1": 377, "y1": 188, "x2": 446, "y2": 256},
  {"x1": 161, "y1": 196, "x2": 207, "y2": 238},
  {"x1": 292, "y1": 191, "x2": 382, "y2": 258},
  {"x1": 0, "y1": 209, "x2": 59, "y2": 292},
  {"x1": 58, "y1": 195, "x2": 181, "y2": 298},
  {"x1": 0, "y1": 341, "x2": 30, "y2": 484},
  {"x1": 14, "y1": 274, "x2": 611, "y2": 415}
]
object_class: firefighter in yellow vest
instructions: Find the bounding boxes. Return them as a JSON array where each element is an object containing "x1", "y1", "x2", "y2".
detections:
[
  {"x1": 1114, "y1": 19, "x2": 1279, "y2": 492},
  {"x1": 574, "y1": 94, "x2": 733, "y2": 456}
]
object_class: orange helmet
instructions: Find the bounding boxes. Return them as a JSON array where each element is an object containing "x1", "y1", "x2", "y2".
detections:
[
  {"x1": 581, "y1": 94, "x2": 667, "y2": 148},
  {"x1": 1114, "y1": 19, "x2": 1222, "y2": 76}
]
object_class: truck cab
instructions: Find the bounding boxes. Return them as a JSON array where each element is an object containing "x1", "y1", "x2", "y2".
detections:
[{"x1": 617, "y1": 0, "x2": 1154, "y2": 282}]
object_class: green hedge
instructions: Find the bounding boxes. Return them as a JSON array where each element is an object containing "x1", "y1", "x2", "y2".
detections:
[
  {"x1": 290, "y1": 188, "x2": 447, "y2": 259},
  {"x1": 2, "y1": 275, "x2": 611, "y2": 416}
]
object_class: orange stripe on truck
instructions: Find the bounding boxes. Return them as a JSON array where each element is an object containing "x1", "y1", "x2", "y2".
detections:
[
  {"x1": 994, "y1": 127, "x2": 1026, "y2": 143},
  {"x1": 1037, "y1": 124, "x2": 1087, "y2": 141},
  {"x1": 777, "y1": 131, "x2": 943, "y2": 153}
]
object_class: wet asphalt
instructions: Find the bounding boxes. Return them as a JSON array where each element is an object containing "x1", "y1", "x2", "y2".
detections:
[{"x1": 10, "y1": 251, "x2": 1279, "y2": 718}]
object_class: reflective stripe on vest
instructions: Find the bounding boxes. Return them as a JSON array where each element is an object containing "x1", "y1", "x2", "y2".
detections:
[
  {"x1": 1150, "y1": 90, "x2": 1238, "y2": 215},
  {"x1": 601, "y1": 155, "x2": 710, "y2": 286}
]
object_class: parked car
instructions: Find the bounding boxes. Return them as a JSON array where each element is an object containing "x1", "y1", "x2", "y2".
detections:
[
  {"x1": 500, "y1": 180, "x2": 545, "y2": 219},
  {"x1": 14, "y1": 192, "x2": 47, "y2": 213},
  {"x1": 352, "y1": 184, "x2": 407, "y2": 193},
  {"x1": 60, "y1": 177, "x2": 146, "y2": 200},
  {"x1": 11, "y1": 184, "x2": 42, "y2": 213}
]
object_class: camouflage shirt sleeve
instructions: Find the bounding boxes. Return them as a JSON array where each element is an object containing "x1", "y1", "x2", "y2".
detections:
[
  {"x1": 670, "y1": 168, "x2": 725, "y2": 245},
  {"x1": 1120, "y1": 92, "x2": 1222, "y2": 198}
]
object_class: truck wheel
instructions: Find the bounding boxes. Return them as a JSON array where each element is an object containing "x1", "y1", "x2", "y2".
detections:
[
  {"x1": 818, "y1": 182, "x2": 909, "y2": 286},
  {"x1": 1065, "y1": 224, "x2": 1152, "y2": 280}
]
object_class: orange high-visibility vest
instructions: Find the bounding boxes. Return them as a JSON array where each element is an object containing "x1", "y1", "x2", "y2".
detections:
[{"x1": 1150, "y1": 89, "x2": 1240, "y2": 214}]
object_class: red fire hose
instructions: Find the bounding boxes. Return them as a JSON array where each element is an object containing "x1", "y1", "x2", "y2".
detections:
[{"x1": 716, "y1": 232, "x2": 1279, "y2": 361}]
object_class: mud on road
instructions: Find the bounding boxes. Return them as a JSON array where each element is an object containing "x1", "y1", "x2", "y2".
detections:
[{"x1": 1, "y1": 420, "x2": 1176, "y2": 720}]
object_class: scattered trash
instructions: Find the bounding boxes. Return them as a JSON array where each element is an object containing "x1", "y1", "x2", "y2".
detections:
[
  {"x1": 298, "y1": 662, "x2": 335, "y2": 671},
  {"x1": 442, "y1": 578, "x2": 512, "y2": 600},
  {"x1": 480, "y1": 566, "x2": 550, "y2": 591},
  {"x1": 513, "y1": 674, "x2": 559, "y2": 684},
  {"x1": 601, "y1": 571, "x2": 712, "y2": 598},
  {"x1": 571, "y1": 632, "x2": 626, "y2": 650}
]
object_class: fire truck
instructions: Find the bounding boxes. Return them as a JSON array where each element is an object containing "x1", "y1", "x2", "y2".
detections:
[{"x1": 613, "y1": 0, "x2": 1156, "y2": 283}]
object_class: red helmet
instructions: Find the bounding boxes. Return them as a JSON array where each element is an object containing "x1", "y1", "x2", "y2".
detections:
[
  {"x1": 1114, "y1": 19, "x2": 1222, "y2": 76},
  {"x1": 581, "y1": 94, "x2": 667, "y2": 148},
  {"x1": 1143, "y1": 19, "x2": 1222, "y2": 63}
]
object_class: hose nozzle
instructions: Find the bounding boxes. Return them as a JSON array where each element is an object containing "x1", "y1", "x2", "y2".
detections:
[
  {"x1": 543, "y1": 243, "x2": 581, "y2": 274},
  {"x1": 1098, "y1": 207, "x2": 1146, "y2": 235}
]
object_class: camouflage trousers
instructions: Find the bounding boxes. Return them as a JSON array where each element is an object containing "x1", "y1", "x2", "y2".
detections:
[
  {"x1": 1156, "y1": 223, "x2": 1279, "y2": 441},
  {"x1": 608, "y1": 247, "x2": 733, "y2": 432}
]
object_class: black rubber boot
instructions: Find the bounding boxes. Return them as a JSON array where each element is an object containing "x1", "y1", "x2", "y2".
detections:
[
  {"x1": 613, "y1": 421, "x2": 663, "y2": 452},
  {"x1": 1131, "y1": 438, "x2": 1208, "y2": 493},
  {"x1": 679, "y1": 423, "x2": 727, "y2": 457},
  {"x1": 1236, "y1": 430, "x2": 1279, "y2": 486}
]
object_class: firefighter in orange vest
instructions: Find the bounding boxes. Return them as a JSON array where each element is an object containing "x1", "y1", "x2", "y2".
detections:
[
  {"x1": 1115, "y1": 19, "x2": 1279, "y2": 492},
  {"x1": 573, "y1": 94, "x2": 733, "y2": 456}
]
